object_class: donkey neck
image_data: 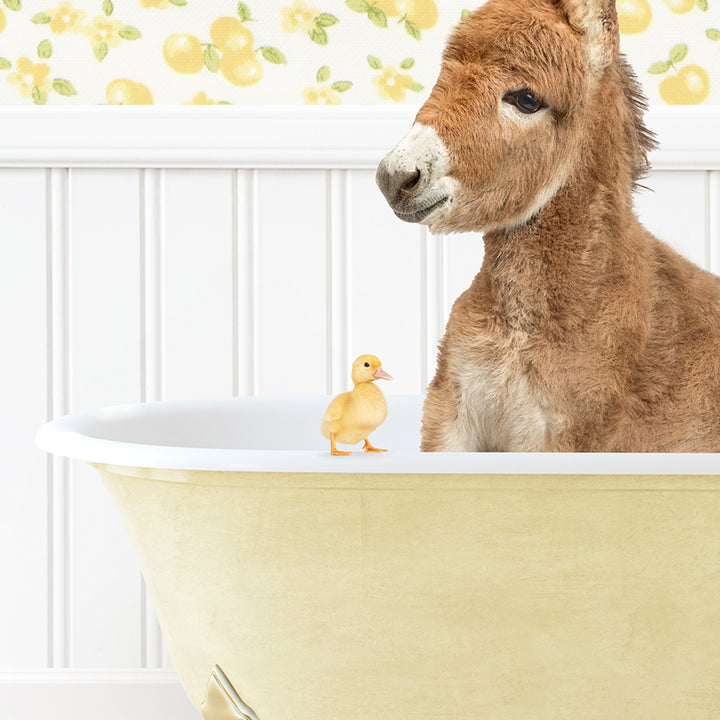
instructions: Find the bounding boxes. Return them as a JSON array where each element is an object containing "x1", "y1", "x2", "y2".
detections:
[{"x1": 479, "y1": 171, "x2": 639, "y2": 334}]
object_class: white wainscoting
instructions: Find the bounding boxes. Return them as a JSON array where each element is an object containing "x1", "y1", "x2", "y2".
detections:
[{"x1": 1, "y1": 106, "x2": 719, "y2": 720}]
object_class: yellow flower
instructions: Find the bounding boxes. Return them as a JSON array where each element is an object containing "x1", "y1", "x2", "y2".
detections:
[
  {"x1": 83, "y1": 15, "x2": 123, "y2": 49},
  {"x1": 48, "y1": 2, "x2": 86, "y2": 34},
  {"x1": 184, "y1": 91, "x2": 220, "y2": 105},
  {"x1": 302, "y1": 85, "x2": 341, "y2": 105},
  {"x1": 372, "y1": 65, "x2": 414, "y2": 102},
  {"x1": 139, "y1": 0, "x2": 171, "y2": 7},
  {"x1": 7, "y1": 57, "x2": 51, "y2": 98},
  {"x1": 281, "y1": 1, "x2": 319, "y2": 33}
]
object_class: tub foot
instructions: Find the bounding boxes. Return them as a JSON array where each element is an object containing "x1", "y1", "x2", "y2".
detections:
[{"x1": 201, "y1": 665, "x2": 261, "y2": 720}]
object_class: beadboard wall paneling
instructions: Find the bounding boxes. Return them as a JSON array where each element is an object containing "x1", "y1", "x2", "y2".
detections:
[
  {"x1": 164, "y1": 169, "x2": 236, "y2": 401},
  {"x1": 255, "y1": 169, "x2": 330, "y2": 396},
  {"x1": 0, "y1": 168, "x2": 48, "y2": 669},
  {"x1": 348, "y1": 169, "x2": 424, "y2": 395},
  {"x1": 1, "y1": 108, "x2": 719, "y2": 720},
  {"x1": 68, "y1": 169, "x2": 145, "y2": 669}
]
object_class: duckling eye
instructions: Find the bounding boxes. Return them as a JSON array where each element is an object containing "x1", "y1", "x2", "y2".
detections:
[
  {"x1": 503, "y1": 88, "x2": 545, "y2": 114},
  {"x1": 364, "y1": 362, "x2": 370, "y2": 367}
]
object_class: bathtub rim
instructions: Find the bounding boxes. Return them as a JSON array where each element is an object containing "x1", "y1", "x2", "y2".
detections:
[{"x1": 35, "y1": 395, "x2": 720, "y2": 475}]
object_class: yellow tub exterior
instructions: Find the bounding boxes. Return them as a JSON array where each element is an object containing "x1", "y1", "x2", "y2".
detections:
[{"x1": 96, "y1": 464, "x2": 720, "y2": 720}]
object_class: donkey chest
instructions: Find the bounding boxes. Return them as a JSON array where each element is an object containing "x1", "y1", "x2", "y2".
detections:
[{"x1": 450, "y1": 330, "x2": 555, "y2": 451}]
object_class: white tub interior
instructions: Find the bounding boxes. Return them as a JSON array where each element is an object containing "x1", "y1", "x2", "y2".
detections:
[{"x1": 36, "y1": 394, "x2": 720, "y2": 475}]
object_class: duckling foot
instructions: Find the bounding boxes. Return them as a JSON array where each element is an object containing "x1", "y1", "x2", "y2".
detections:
[
  {"x1": 330, "y1": 433, "x2": 352, "y2": 456},
  {"x1": 363, "y1": 439, "x2": 387, "y2": 453}
]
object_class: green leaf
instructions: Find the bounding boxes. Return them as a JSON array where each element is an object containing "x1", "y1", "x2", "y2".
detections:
[
  {"x1": 94, "y1": 42, "x2": 108, "y2": 61},
  {"x1": 648, "y1": 60, "x2": 672, "y2": 74},
  {"x1": 668, "y1": 43, "x2": 688, "y2": 64},
  {"x1": 31, "y1": 12, "x2": 52, "y2": 23},
  {"x1": 315, "y1": 13, "x2": 339, "y2": 27},
  {"x1": 367, "y1": 5, "x2": 387, "y2": 27},
  {"x1": 0, "y1": 58, "x2": 11, "y2": 70},
  {"x1": 316, "y1": 65, "x2": 331, "y2": 83},
  {"x1": 53, "y1": 78, "x2": 77, "y2": 96},
  {"x1": 367, "y1": 55, "x2": 382, "y2": 69},
  {"x1": 409, "y1": 82, "x2": 424, "y2": 92},
  {"x1": 405, "y1": 20, "x2": 420, "y2": 39},
  {"x1": 346, "y1": 0, "x2": 369, "y2": 12},
  {"x1": 461, "y1": 9, "x2": 472, "y2": 20},
  {"x1": 32, "y1": 85, "x2": 47, "y2": 105},
  {"x1": 706, "y1": 28, "x2": 720, "y2": 41},
  {"x1": 204, "y1": 45, "x2": 220, "y2": 72},
  {"x1": 399, "y1": 57, "x2": 414, "y2": 69},
  {"x1": 310, "y1": 27, "x2": 328, "y2": 45},
  {"x1": 331, "y1": 81, "x2": 352, "y2": 92},
  {"x1": 697, "y1": 0, "x2": 708, "y2": 10},
  {"x1": 102, "y1": 0, "x2": 113, "y2": 16},
  {"x1": 237, "y1": 2, "x2": 252, "y2": 21},
  {"x1": 168, "y1": 0, "x2": 187, "y2": 5},
  {"x1": 3, "y1": 0, "x2": 21, "y2": 11},
  {"x1": 260, "y1": 46, "x2": 287, "y2": 64},
  {"x1": 119, "y1": 25, "x2": 142, "y2": 40},
  {"x1": 38, "y1": 40, "x2": 52, "y2": 59}
]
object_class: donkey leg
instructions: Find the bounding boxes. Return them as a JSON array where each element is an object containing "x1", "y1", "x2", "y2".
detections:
[{"x1": 421, "y1": 374, "x2": 483, "y2": 451}]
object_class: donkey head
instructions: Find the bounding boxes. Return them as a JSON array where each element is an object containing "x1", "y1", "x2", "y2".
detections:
[{"x1": 376, "y1": 0, "x2": 648, "y2": 235}]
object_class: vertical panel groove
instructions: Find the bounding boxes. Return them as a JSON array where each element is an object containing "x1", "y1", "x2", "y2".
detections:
[
  {"x1": 45, "y1": 169, "x2": 54, "y2": 669},
  {"x1": 235, "y1": 169, "x2": 256, "y2": 396},
  {"x1": 328, "y1": 170, "x2": 351, "y2": 395},
  {"x1": 422, "y1": 231, "x2": 444, "y2": 391},
  {"x1": 232, "y1": 170, "x2": 239, "y2": 397},
  {"x1": 139, "y1": 168, "x2": 165, "y2": 669},
  {"x1": 420, "y1": 227, "x2": 428, "y2": 392},
  {"x1": 709, "y1": 171, "x2": 720, "y2": 275},
  {"x1": 251, "y1": 169, "x2": 260, "y2": 396},
  {"x1": 48, "y1": 167, "x2": 71, "y2": 669}
]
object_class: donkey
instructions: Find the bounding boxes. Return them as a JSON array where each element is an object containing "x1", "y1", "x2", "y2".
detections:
[{"x1": 377, "y1": 0, "x2": 720, "y2": 452}]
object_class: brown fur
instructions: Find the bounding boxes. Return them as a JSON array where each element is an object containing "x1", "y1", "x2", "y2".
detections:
[{"x1": 388, "y1": 0, "x2": 720, "y2": 451}]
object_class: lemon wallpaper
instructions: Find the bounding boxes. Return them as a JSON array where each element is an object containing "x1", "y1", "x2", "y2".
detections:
[{"x1": 0, "y1": 0, "x2": 717, "y2": 105}]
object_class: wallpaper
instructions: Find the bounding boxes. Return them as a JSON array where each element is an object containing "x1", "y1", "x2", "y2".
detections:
[{"x1": 0, "y1": 0, "x2": 717, "y2": 105}]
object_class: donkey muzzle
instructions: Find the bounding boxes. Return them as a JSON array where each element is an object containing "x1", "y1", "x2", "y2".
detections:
[{"x1": 375, "y1": 123, "x2": 453, "y2": 225}]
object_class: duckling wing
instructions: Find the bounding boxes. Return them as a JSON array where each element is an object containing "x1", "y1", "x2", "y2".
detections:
[{"x1": 320, "y1": 392, "x2": 351, "y2": 438}]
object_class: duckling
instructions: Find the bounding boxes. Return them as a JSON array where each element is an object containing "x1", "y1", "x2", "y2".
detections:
[{"x1": 321, "y1": 354, "x2": 392, "y2": 456}]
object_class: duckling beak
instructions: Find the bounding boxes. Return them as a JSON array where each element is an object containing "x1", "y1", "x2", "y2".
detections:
[{"x1": 373, "y1": 367, "x2": 393, "y2": 381}]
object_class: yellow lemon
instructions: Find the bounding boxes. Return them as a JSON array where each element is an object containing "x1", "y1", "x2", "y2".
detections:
[
  {"x1": 374, "y1": 0, "x2": 438, "y2": 28},
  {"x1": 106, "y1": 79, "x2": 154, "y2": 105},
  {"x1": 374, "y1": 0, "x2": 401, "y2": 17},
  {"x1": 617, "y1": 0, "x2": 652, "y2": 34},
  {"x1": 163, "y1": 34, "x2": 204, "y2": 74},
  {"x1": 659, "y1": 65, "x2": 710, "y2": 104},
  {"x1": 210, "y1": 17, "x2": 254, "y2": 53},
  {"x1": 220, "y1": 50, "x2": 263, "y2": 87},
  {"x1": 661, "y1": 0, "x2": 695, "y2": 12},
  {"x1": 0, "y1": 7, "x2": 6, "y2": 33},
  {"x1": 405, "y1": 0, "x2": 438, "y2": 29}
]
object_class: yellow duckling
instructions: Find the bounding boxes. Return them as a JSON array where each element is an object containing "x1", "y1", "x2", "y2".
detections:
[{"x1": 321, "y1": 354, "x2": 392, "y2": 456}]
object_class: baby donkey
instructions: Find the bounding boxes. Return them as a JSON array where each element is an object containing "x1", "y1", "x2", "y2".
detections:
[{"x1": 377, "y1": 0, "x2": 720, "y2": 452}]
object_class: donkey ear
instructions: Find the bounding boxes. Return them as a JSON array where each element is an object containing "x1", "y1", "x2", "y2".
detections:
[{"x1": 555, "y1": 0, "x2": 619, "y2": 72}]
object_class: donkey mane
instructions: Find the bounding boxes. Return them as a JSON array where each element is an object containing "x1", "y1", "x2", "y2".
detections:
[{"x1": 615, "y1": 54, "x2": 658, "y2": 188}]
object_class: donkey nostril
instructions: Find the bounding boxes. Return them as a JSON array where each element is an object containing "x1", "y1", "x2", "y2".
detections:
[{"x1": 402, "y1": 169, "x2": 422, "y2": 193}]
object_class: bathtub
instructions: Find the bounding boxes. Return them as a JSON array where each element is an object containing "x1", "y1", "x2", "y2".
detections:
[{"x1": 36, "y1": 395, "x2": 720, "y2": 720}]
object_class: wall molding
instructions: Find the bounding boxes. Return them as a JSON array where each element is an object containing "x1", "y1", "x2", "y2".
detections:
[
  {"x1": 0, "y1": 105, "x2": 719, "y2": 170},
  {"x1": 0, "y1": 670, "x2": 198, "y2": 720}
]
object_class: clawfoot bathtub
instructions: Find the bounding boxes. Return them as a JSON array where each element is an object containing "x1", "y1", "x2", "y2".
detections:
[{"x1": 37, "y1": 396, "x2": 720, "y2": 720}]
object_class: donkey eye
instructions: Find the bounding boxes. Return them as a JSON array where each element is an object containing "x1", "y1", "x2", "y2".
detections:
[{"x1": 503, "y1": 89, "x2": 545, "y2": 115}]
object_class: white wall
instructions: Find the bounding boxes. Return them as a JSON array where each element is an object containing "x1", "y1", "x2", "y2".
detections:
[{"x1": 1, "y1": 106, "x2": 719, "y2": 720}]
